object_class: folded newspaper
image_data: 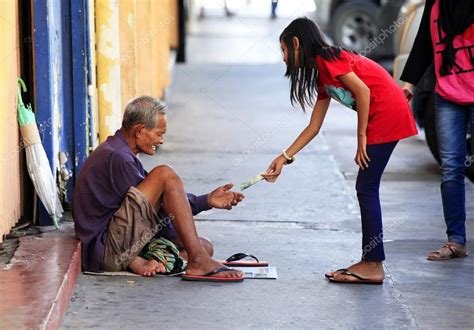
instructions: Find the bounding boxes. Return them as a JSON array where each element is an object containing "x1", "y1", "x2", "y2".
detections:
[{"x1": 231, "y1": 266, "x2": 278, "y2": 279}]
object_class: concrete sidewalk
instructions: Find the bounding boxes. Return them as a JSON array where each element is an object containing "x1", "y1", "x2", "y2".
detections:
[
  {"x1": 63, "y1": 12, "x2": 473, "y2": 329},
  {"x1": 0, "y1": 224, "x2": 81, "y2": 328}
]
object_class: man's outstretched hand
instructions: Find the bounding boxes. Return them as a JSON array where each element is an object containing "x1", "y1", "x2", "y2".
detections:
[{"x1": 208, "y1": 183, "x2": 245, "y2": 210}]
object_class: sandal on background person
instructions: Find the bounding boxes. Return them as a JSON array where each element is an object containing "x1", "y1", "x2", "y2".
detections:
[{"x1": 427, "y1": 242, "x2": 469, "y2": 261}]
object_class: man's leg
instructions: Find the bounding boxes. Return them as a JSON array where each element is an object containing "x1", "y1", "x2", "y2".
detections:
[
  {"x1": 155, "y1": 209, "x2": 214, "y2": 257},
  {"x1": 136, "y1": 165, "x2": 242, "y2": 278},
  {"x1": 176, "y1": 237, "x2": 214, "y2": 261},
  {"x1": 426, "y1": 94, "x2": 469, "y2": 259},
  {"x1": 102, "y1": 187, "x2": 169, "y2": 276}
]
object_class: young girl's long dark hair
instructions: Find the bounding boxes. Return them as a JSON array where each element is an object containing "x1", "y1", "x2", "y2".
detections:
[{"x1": 280, "y1": 17, "x2": 343, "y2": 111}]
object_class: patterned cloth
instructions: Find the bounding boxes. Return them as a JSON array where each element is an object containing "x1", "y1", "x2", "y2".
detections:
[{"x1": 143, "y1": 237, "x2": 187, "y2": 274}]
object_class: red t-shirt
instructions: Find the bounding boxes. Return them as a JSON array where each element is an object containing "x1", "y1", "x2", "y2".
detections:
[{"x1": 316, "y1": 50, "x2": 418, "y2": 144}]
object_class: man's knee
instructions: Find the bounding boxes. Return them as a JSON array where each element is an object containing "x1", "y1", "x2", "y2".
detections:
[
  {"x1": 200, "y1": 237, "x2": 214, "y2": 257},
  {"x1": 149, "y1": 165, "x2": 180, "y2": 183}
]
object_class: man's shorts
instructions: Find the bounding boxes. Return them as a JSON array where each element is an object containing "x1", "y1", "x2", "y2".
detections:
[{"x1": 101, "y1": 186, "x2": 178, "y2": 271}]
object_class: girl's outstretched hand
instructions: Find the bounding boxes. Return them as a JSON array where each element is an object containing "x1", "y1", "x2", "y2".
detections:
[
  {"x1": 355, "y1": 135, "x2": 371, "y2": 170},
  {"x1": 262, "y1": 155, "x2": 287, "y2": 182}
]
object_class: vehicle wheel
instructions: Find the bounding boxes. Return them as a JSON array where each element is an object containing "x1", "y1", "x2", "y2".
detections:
[
  {"x1": 423, "y1": 93, "x2": 474, "y2": 182},
  {"x1": 330, "y1": 1, "x2": 380, "y2": 58},
  {"x1": 423, "y1": 94, "x2": 440, "y2": 163}
]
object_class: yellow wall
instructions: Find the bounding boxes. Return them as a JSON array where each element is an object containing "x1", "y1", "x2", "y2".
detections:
[
  {"x1": 0, "y1": 0, "x2": 21, "y2": 241},
  {"x1": 89, "y1": 0, "x2": 100, "y2": 148},
  {"x1": 152, "y1": 0, "x2": 171, "y2": 98},
  {"x1": 95, "y1": 0, "x2": 178, "y2": 134},
  {"x1": 96, "y1": 0, "x2": 122, "y2": 142},
  {"x1": 170, "y1": 0, "x2": 179, "y2": 49},
  {"x1": 118, "y1": 0, "x2": 137, "y2": 109},
  {"x1": 135, "y1": 0, "x2": 154, "y2": 97}
]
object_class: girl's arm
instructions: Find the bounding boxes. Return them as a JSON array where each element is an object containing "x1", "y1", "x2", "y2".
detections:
[
  {"x1": 286, "y1": 97, "x2": 331, "y2": 157},
  {"x1": 338, "y1": 72, "x2": 371, "y2": 169},
  {"x1": 262, "y1": 97, "x2": 331, "y2": 182}
]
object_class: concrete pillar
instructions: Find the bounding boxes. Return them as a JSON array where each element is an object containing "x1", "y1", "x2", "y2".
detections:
[
  {"x1": 135, "y1": 0, "x2": 153, "y2": 97},
  {"x1": 118, "y1": 0, "x2": 137, "y2": 110},
  {"x1": 96, "y1": 0, "x2": 122, "y2": 142}
]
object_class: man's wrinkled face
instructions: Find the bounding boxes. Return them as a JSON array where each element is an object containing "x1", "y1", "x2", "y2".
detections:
[{"x1": 136, "y1": 114, "x2": 167, "y2": 155}]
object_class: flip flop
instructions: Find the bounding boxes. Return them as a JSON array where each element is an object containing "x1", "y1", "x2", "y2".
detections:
[
  {"x1": 324, "y1": 268, "x2": 349, "y2": 279},
  {"x1": 220, "y1": 253, "x2": 269, "y2": 267},
  {"x1": 327, "y1": 270, "x2": 383, "y2": 285},
  {"x1": 181, "y1": 267, "x2": 244, "y2": 282}
]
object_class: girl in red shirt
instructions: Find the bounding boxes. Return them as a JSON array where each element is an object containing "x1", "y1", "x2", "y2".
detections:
[{"x1": 262, "y1": 17, "x2": 417, "y2": 284}]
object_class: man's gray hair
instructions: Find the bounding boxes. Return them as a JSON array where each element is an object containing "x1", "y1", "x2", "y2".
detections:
[{"x1": 122, "y1": 96, "x2": 166, "y2": 129}]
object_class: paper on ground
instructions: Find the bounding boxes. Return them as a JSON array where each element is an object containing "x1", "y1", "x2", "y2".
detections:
[
  {"x1": 84, "y1": 271, "x2": 140, "y2": 277},
  {"x1": 83, "y1": 271, "x2": 184, "y2": 277},
  {"x1": 231, "y1": 266, "x2": 278, "y2": 279}
]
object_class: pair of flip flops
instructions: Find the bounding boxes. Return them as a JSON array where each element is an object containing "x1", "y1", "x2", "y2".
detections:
[
  {"x1": 325, "y1": 268, "x2": 384, "y2": 285},
  {"x1": 181, "y1": 253, "x2": 268, "y2": 282}
]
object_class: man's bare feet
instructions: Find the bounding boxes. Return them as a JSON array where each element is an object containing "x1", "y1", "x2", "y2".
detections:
[
  {"x1": 186, "y1": 253, "x2": 244, "y2": 279},
  {"x1": 329, "y1": 260, "x2": 384, "y2": 282},
  {"x1": 128, "y1": 256, "x2": 166, "y2": 277}
]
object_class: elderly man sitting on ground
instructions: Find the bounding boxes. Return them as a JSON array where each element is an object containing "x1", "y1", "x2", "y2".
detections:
[{"x1": 73, "y1": 96, "x2": 245, "y2": 282}]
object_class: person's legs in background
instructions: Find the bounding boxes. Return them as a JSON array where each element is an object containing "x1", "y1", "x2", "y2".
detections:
[
  {"x1": 428, "y1": 94, "x2": 470, "y2": 260},
  {"x1": 196, "y1": 0, "x2": 205, "y2": 19},
  {"x1": 199, "y1": 0, "x2": 235, "y2": 18},
  {"x1": 224, "y1": 0, "x2": 235, "y2": 16},
  {"x1": 271, "y1": 0, "x2": 278, "y2": 19}
]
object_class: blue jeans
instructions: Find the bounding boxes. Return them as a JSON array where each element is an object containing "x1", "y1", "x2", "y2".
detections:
[
  {"x1": 356, "y1": 141, "x2": 398, "y2": 261},
  {"x1": 435, "y1": 94, "x2": 474, "y2": 245}
]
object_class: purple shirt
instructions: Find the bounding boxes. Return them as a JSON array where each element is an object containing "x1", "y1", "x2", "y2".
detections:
[{"x1": 73, "y1": 130, "x2": 210, "y2": 272}]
